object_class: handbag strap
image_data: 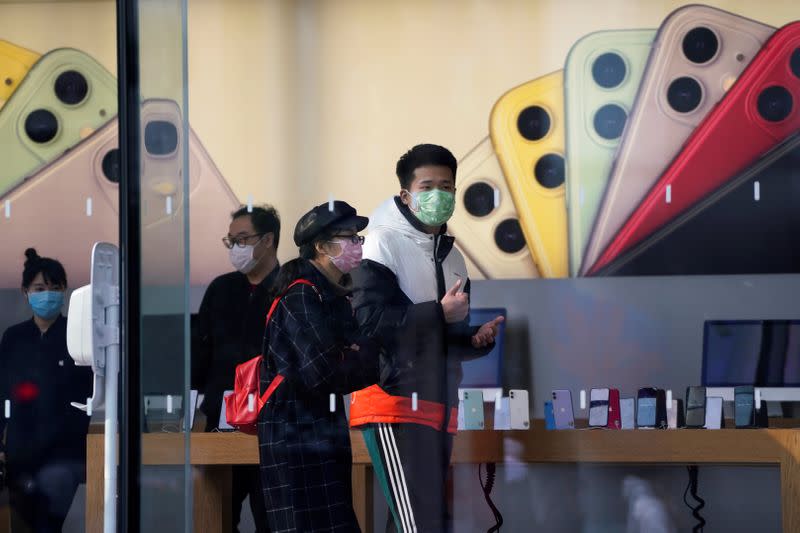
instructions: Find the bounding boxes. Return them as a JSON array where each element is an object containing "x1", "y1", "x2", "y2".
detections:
[
  {"x1": 259, "y1": 374, "x2": 285, "y2": 405},
  {"x1": 265, "y1": 278, "x2": 319, "y2": 325}
]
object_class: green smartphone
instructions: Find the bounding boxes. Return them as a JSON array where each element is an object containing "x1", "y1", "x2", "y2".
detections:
[
  {"x1": 0, "y1": 47, "x2": 116, "y2": 198},
  {"x1": 564, "y1": 29, "x2": 655, "y2": 276},
  {"x1": 461, "y1": 390, "x2": 485, "y2": 430}
]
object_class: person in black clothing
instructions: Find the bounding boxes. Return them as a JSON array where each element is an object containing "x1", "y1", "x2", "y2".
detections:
[
  {"x1": 0, "y1": 248, "x2": 93, "y2": 533},
  {"x1": 349, "y1": 145, "x2": 503, "y2": 533},
  {"x1": 192, "y1": 205, "x2": 281, "y2": 533},
  {"x1": 257, "y1": 201, "x2": 379, "y2": 532}
]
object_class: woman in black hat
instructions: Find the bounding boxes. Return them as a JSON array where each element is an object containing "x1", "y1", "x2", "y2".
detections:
[{"x1": 257, "y1": 200, "x2": 378, "y2": 532}]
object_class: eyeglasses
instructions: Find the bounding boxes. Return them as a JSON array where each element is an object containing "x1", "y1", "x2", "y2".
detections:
[
  {"x1": 222, "y1": 233, "x2": 265, "y2": 249},
  {"x1": 331, "y1": 235, "x2": 365, "y2": 245}
]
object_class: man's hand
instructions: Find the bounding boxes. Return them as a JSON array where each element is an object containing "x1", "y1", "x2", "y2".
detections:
[
  {"x1": 441, "y1": 279, "x2": 469, "y2": 324},
  {"x1": 471, "y1": 316, "x2": 504, "y2": 348}
]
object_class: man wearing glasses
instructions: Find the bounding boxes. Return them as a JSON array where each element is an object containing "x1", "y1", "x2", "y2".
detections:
[{"x1": 192, "y1": 204, "x2": 281, "y2": 533}]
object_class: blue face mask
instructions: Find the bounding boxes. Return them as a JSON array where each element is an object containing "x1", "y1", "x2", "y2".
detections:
[{"x1": 28, "y1": 291, "x2": 64, "y2": 320}]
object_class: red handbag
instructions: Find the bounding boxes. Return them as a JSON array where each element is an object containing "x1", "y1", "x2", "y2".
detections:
[{"x1": 224, "y1": 279, "x2": 316, "y2": 434}]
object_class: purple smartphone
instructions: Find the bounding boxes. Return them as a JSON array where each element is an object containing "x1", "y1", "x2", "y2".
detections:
[{"x1": 551, "y1": 389, "x2": 575, "y2": 429}]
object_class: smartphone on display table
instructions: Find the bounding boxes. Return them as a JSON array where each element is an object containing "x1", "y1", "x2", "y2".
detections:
[
  {"x1": 606, "y1": 388, "x2": 621, "y2": 429},
  {"x1": 588, "y1": 388, "x2": 610, "y2": 427},
  {"x1": 705, "y1": 396, "x2": 724, "y2": 429},
  {"x1": 636, "y1": 387, "x2": 657, "y2": 428},
  {"x1": 620, "y1": 398, "x2": 635, "y2": 429},
  {"x1": 734, "y1": 385, "x2": 756, "y2": 428},
  {"x1": 544, "y1": 400, "x2": 556, "y2": 430},
  {"x1": 685, "y1": 386, "x2": 707, "y2": 428},
  {"x1": 552, "y1": 389, "x2": 575, "y2": 429},
  {"x1": 509, "y1": 389, "x2": 530, "y2": 430},
  {"x1": 462, "y1": 389, "x2": 485, "y2": 430}
]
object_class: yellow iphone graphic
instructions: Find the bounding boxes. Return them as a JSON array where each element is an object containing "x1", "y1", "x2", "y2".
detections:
[
  {"x1": 489, "y1": 70, "x2": 568, "y2": 278},
  {"x1": 0, "y1": 39, "x2": 40, "y2": 105},
  {"x1": 450, "y1": 137, "x2": 539, "y2": 279}
]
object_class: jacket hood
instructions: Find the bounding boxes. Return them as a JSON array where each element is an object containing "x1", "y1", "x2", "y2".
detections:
[{"x1": 368, "y1": 197, "x2": 418, "y2": 236}]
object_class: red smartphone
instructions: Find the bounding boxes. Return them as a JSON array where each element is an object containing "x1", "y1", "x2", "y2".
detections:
[
  {"x1": 588, "y1": 21, "x2": 800, "y2": 274},
  {"x1": 606, "y1": 388, "x2": 621, "y2": 430}
]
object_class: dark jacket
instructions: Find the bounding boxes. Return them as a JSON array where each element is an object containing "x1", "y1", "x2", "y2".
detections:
[
  {"x1": 192, "y1": 266, "x2": 279, "y2": 430},
  {"x1": 349, "y1": 197, "x2": 491, "y2": 432},
  {"x1": 257, "y1": 259, "x2": 377, "y2": 533},
  {"x1": 0, "y1": 316, "x2": 92, "y2": 477}
]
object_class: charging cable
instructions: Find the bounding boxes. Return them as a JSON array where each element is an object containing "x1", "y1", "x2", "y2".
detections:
[
  {"x1": 683, "y1": 465, "x2": 706, "y2": 532},
  {"x1": 479, "y1": 463, "x2": 503, "y2": 532}
]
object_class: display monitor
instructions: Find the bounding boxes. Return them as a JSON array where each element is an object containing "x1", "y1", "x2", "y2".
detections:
[
  {"x1": 459, "y1": 307, "x2": 506, "y2": 400},
  {"x1": 702, "y1": 320, "x2": 800, "y2": 387}
]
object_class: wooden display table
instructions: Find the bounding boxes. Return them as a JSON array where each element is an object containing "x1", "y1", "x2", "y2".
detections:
[{"x1": 84, "y1": 427, "x2": 800, "y2": 533}]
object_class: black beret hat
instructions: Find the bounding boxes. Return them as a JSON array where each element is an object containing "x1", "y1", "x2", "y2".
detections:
[{"x1": 293, "y1": 200, "x2": 369, "y2": 247}]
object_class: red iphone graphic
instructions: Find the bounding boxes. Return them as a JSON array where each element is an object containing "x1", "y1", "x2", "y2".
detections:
[{"x1": 589, "y1": 21, "x2": 800, "y2": 274}]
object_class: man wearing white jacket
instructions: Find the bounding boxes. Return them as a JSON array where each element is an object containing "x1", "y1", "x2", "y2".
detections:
[{"x1": 350, "y1": 144, "x2": 504, "y2": 533}]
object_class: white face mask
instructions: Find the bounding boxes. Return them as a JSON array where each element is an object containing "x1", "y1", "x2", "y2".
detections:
[{"x1": 229, "y1": 244, "x2": 259, "y2": 274}]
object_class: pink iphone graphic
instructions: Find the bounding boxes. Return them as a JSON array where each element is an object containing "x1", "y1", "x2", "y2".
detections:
[{"x1": 0, "y1": 99, "x2": 240, "y2": 288}]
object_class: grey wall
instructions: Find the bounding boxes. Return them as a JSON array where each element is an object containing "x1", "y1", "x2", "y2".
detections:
[
  {"x1": 2, "y1": 273, "x2": 796, "y2": 532},
  {"x1": 470, "y1": 274, "x2": 800, "y2": 417}
]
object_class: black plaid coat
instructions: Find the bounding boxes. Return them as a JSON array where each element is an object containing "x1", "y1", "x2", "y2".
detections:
[{"x1": 258, "y1": 260, "x2": 378, "y2": 533}]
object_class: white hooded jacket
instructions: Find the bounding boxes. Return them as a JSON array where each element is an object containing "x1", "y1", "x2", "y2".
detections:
[
  {"x1": 349, "y1": 196, "x2": 490, "y2": 418},
  {"x1": 363, "y1": 196, "x2": 468, "y2": 304}
]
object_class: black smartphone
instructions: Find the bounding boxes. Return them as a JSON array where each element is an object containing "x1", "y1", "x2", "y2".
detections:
[
  {"x1": 734, "y1": 385, "x2": 756, "y2": 428},
  {"x1": 685, "y1": 386, "x2": 707, "y2": 428},
  {"x1": 676, "y1": 398, "x2": 686, "y2": 428},
  {"x1": 655, "y1": 389, "x2": 668, "y2": 429}
]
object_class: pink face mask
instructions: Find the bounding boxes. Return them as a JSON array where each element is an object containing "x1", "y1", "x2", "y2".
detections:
[{"x1": 327, "y1": 239, "x2": 363, "y2": 273}]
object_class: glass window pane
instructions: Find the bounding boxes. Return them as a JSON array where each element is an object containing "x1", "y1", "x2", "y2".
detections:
[
  {"x1": 0, "y1": 2, "x2": 119, "y2": 532},
  {"x1": 138, "y1": 0, "x2": 191, "y2": 531}
]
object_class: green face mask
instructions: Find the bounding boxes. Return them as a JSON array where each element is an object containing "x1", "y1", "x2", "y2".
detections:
[{"x1": 407, "y1": 189, "x2": 455, "y2": 227}]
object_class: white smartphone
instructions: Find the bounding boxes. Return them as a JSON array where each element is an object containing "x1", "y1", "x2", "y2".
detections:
[
  {"x1": 218, "y1": 390, "x2": 235, "y2": 431},
  {"x1": 188, "y1": 390, "x2": 199, "y2": 432},
  {"x1": 493, "y1": 396, "x2": 511, "y2": 430},
  {"x1": 588, "y1": 388, "x2": 610, "y2": 428},
  {"x1": 620, "y1": 398, "x2": 635, "y2": 430},
  {"x1": 704, "y1": 396, "x2": 724, "y2": 429},
  {"x1": 509, "y1": 389, "x2": 531, "y2": 430},
  {"x1": 667, "y1": 399, "x2": 678, "y2": 429}
]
